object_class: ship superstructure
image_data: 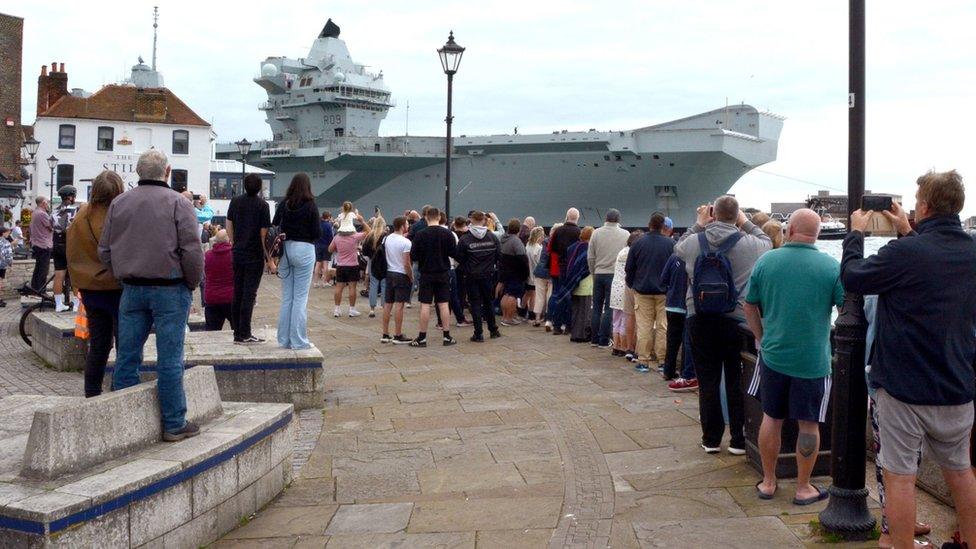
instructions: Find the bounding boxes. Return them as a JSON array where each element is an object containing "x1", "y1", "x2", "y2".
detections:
[{"x1": 217, "y1": 19, "x2": 783, "y2": 227}]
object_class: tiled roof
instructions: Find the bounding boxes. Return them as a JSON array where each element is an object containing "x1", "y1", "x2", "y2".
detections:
[{"x1": 38, "y1": 85, "x2": 210, "y2": 127}]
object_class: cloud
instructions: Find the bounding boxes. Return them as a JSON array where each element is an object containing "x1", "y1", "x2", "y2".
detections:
[{"x1": 17, "y1": 0, "x2": 976, "y2": 216}]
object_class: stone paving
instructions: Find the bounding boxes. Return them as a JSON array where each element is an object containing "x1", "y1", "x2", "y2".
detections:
[{"x1": 0, "y1": 280, "x2": 961, "y2": 548}]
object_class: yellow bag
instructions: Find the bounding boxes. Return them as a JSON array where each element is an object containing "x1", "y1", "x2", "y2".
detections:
[{"x1": 74, "y1": 302, "x2": 89, "y2": 340}]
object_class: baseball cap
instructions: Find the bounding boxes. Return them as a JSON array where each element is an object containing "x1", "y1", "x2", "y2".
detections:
[{"x1": 664, "y1": 217, "x2": 674, "y2": 230}]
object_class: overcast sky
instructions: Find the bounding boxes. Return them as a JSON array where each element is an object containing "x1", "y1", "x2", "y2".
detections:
[{"x1": 14, "y1": 0, "x2": 976, "y2": 216}]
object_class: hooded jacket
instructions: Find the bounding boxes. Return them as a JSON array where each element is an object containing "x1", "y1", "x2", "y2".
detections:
[
  {"x1": 204, "y1": 242, "x2": 234, "y2": 305},
  {"x1": 456, "y1": 225, "x2": 500, "y2": 279},
  {"x1": 625, "y1": 232, "x2": 674, "y2": 295},
  {"x1": 674, "y1": 220, "x2": 771, "y2": 318},
  {"x1": 499, "y1": 233, "x2": 529, "y2": 283}
]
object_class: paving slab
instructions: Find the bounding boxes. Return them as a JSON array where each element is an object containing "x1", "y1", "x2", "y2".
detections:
[
  {"x1": 324, "y1": 503, "x2": 413, "y2": 534},
  {"x1": 406, "y1": 496, "x2": 562, "y2": 533},
  {"x1": 632, "y1": 516, "x2": 803, "y2": 548}
]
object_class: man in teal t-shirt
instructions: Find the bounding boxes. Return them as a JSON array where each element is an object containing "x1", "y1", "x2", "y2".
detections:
[{"x1": 743, "y1": 208, "x2": 844, "y2": 507}]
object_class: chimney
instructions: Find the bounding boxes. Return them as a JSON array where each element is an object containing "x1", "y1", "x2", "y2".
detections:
[{"x1": 37, "y1": 61, "x2": 70, "y2": 116}]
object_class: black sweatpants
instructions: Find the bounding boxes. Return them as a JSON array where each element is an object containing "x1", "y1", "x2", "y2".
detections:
[
  {"x1": 232, "y1": 258, "x2": 264, "y2": 340},
  {"x1": 688, "y1": 314, "x2": 745, "y2": 449},
  {"x1": 663, "y1": 310, "x2": 686, "y2": 380},
  {"x1": 30, "y1": 246, "x2": 51, "y2": 292},
  {"x1": 205, "y1": 303, "x2": 234, "y2": 331},
  {"x1": 81, "y1": 290, "x2": 121, "y2": 398},
  {"x1": 466, "y1": 277, "x2": 498, "y2": 337}
]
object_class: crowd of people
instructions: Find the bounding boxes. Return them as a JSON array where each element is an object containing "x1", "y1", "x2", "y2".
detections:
[{"x1": 13, "y1": 151, "x2": 973, "y2": 546}]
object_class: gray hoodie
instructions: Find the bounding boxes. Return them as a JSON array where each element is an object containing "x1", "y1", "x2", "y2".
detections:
[{"x1": 674, "y1": 220, "x2": 771, "y2": 318}]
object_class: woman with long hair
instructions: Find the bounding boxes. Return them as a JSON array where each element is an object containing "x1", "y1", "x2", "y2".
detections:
[
  {"x1": 762, "y1": 220, "x2": 784, "y2": 249},
  {"x1": 362, "y1": 214, "x2": 388, "y2": 317},
  {"x1": 327, "y1": 206, "x2": 371, "y2": 317},
  {"x1": 525, "y1": 226, "x2": 546, "y2": 325},
  {"x1": 66, "y1": 170, "x2": 125, "y2": 396},
  {"x1": 271, "y1": 173, "x2": 321, "y2": 349}
]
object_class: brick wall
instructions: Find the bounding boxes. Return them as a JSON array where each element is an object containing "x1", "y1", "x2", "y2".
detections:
[{"x1": 0, "y1": 13, "x2": 24, "y2": 182}]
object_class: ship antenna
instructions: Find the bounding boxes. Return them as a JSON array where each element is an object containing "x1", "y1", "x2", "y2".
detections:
[
  {"x1": 151, "y1": 6, "x2": 159, "y2": 71},
  {"x1": 405, "y1": 100, "x2": 410, "y2": 137}
]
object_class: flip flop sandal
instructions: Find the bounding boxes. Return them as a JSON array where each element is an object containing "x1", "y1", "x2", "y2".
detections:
[
  {"x1": 792, "y1": 484, "x2": 829, "y2": 506},
  {"x1": 878, "y1": 541, "x2": 934, "y2": 549},
  {"x1": 755, "y1": 480, "x2": 776, "y2": 500}
]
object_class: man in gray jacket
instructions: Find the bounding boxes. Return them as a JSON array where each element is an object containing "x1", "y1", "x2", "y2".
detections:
[
  {"x1": 99, "y1": 150, "x2": 205, "y2": 442},
  {"x1": 587, "y1": 209, "x2": 630, "y2": 347},
  {"x1": 675, "y1": 195, "x2": 771, "y2": 455}
]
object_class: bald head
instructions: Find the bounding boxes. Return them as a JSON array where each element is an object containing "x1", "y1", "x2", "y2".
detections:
[
  {"x1": 787, "y1": 208, "x2": 821, "y2": 243},
  {"x1": 566, "y1": 208, "x2": 580, "y2": 223}
]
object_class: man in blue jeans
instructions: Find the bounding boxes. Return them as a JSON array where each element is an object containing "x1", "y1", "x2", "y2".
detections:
[
  {"x1": 587, "y1": 209, "x2": 629, "y2": 347},
  {"x1": 99, "y1": 149, "x2": 205, "y2": 442}
]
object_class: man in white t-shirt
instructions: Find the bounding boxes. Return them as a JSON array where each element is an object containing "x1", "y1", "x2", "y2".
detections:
[{"x1": 381, "y1": 216, "x2": 413, "y2": 344}]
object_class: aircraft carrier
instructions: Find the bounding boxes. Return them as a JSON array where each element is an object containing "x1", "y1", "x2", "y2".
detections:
[{"x1": 216, "y1": 19, "x2": 783, "y2": 227}]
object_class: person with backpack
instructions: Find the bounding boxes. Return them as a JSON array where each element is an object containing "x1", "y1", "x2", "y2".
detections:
[
  {"x1": 52, "y1": 185, "x2": 80, "y2": 312},
  {"x1": 380, "y1": 216, "x2": 413, "y2": 344},
  {"x1": 625, "y1": 213, "x2": 675, "y2": 373},
  {"x1": 675, "y1": 195, "x2": 772, "y2": 455}
]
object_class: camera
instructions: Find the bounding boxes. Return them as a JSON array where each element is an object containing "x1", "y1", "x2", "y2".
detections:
[
  {"x1": 192, "y1": 193, "x2": 202, "y2": 201},
  {"x1": 862, "y1": 195, "x2": 892, "y2": 212}
]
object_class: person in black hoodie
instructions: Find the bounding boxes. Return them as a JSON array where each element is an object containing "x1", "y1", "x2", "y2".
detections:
[
  {"x1": 842, "y1": 170, "x2": 976, "y2": 548},
  {"x1": 271, "y1": 173, "x2": 322, "y2": 350},
  {"x1": 498, "y1": 218, "x2": 530, "y2": 326},
  {"x1": 408, "y1": 207, "x2": 457, "y2": 347},
  {"x1": 456, "y1": 211, "x2": 502, "y2": 342}
]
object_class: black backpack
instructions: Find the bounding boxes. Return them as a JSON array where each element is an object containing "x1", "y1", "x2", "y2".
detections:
[
  {"x1": 265, "y1": 225, "x2": 286, "y2": 259},
  {"x1": 691, "y1": 232, "x2": 743, "y2": 314},
  {"x1": 370, "y1": 235, "x2": 388, "y2": 280}
]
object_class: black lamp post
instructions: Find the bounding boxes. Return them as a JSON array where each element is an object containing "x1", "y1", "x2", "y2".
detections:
[
  {"x1": 437, "y1": 31, "x2": 464, "y2": 219},
  {"x1": 818, "y1": 0, "x2": 876, "y2": 538},
  {"x1": 235, "y1": 138, "x2": 252, "y2": 196},
  {"x1": 46, "y1": 155, "x2": 58, "y2": 203},
  {"x1": 22, "y1": 137, "x2": 40, "y2": 196}
]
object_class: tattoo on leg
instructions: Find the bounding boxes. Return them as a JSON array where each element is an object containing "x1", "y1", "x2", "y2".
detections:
[{"x1": 798, "y1": 433, "x2": 817, "y2": 458}]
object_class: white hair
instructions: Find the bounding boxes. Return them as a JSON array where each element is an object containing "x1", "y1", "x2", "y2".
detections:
[
  {"x1": 566, "y1": 208, "x2": 580, "y2": 223},
  {"x1": 213, "y1": 229, "x2": 229, "y2": 244},
  {"x1": 136, "y1": 149, "x2": 169, "y2": 181}
]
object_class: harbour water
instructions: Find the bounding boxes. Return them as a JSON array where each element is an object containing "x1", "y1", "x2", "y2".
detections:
[{"x1": 816, "y1": 236, "x2": 892, "y2": 261}]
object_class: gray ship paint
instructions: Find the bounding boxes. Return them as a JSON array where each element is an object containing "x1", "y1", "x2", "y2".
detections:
[{"x1": 216, "y1": 18, "x2": 783, "y2": 228}]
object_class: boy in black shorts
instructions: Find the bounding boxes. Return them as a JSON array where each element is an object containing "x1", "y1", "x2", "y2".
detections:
[
  {"x1": 381, "y1": 217, "x2": 414, "y2": 344},
  {"x1": 407, "y1": 208, "x2": 457, "y2": 347}
]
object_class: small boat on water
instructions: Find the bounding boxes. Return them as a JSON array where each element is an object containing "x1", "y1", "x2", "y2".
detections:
[{"x1": 818, "y1": 215, "x2": 847, "y2": 240}]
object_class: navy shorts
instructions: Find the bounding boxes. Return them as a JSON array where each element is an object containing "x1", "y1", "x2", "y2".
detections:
[
  {"x1": 503, "y1": 280, "x2": 525, "y2": 298},
  {"x1": 335, "y1": 265, "x2": 359, "y2": 283},
  {"x1": 418, "y1": 272, "x2": 451, "y2": 304},
  {"x1": 315, "y1": 245, "x2": 330, "y2": 262},
  {"x1": 747, "y1": 355, "x2": 831, "y2": 423}
]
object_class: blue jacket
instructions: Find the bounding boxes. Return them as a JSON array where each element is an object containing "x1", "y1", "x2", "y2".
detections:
[
  {"x1": 842, "y1": 215, "x2": 976, "y2": 406},
  {"x1": 625, "y1": 232, "x2": 674, "y2": 295},
  {"x1": 316, "y1": 220, "x2": 334, "y2": 249},
  {"x1": 660, "y1": 254, "x2": 688, "y2": 311}
]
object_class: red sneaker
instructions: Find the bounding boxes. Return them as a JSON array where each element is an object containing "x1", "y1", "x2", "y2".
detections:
[{"x1": 668, "y1": 378, "x2": 699, "y2": 392}]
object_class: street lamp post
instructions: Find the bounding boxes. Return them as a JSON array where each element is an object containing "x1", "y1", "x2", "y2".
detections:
[
  {"x1": 235, "y1": 138, "x2": 252, "y2": 196},
  {"x1": 22, "y1": 137, "x2": 40, "y2": 196},
  {"x1": 46, "y1": 155, "x2": 58, "y2": 203},
  {"x1": 818, "y1": 0, "x2": 875, "y2": 538},
  {"x1": 437, "y1": 31, "x2": 464, "y2": 219}
]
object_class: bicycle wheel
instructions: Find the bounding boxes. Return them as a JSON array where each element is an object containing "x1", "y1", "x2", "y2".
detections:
[{"x1": 20, "y1": 302, "x2": 44, "y2": 346}]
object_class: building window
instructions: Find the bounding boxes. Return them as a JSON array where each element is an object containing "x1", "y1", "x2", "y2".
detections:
[
  {"x1": 56, "y1": 164, "x2": 74, "y2": 190},
  {"x1": 97, "y1": 126, "x2": 114, "y2": 151},
  {"x1": 58, "y1": 125, "x2": 76, "y2": 149},
  {"x1": 171, "y1": 169, "x2": 188, "y2": 192},
  {"x1": 172, "y1": 130, "x2": 189, "y2": 154},
  {"x1": 210, "y1": 176, "x2": 242, "y2": 200}
]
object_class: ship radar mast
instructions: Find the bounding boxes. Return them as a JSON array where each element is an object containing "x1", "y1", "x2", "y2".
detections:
[{"x1": 152, "y1": 6, "x2": 159, "y2": 71}]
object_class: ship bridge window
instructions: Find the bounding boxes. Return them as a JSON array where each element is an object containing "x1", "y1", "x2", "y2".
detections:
[
  {"x1": 635, "y1": 155, "x2": 642, "y2": 160},
  {"x1": 603, "y1": 155, "x2": 610, "y2": 161},
  {"x1": 614, "y1": 155, "x2": 622, "y2": 161},
  {"x1": 374, "y1": 143, "x2": 380, "y2": 152},
  {"x1": 652, "y1": 154, "x2": 660, "y2": 160},
  {"x1": 334, "y1": 128, "x2": 344, "y2": 137}
]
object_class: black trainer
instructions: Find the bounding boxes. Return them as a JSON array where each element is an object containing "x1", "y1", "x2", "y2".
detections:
[
  {"x1": 380, "y1": 334, "x2": 393, "y2": 343},
  {"x1": 391, "y1": 334, "x2": 411, "y2": 345},
  {"x1": 489, "y1": 330, "x2": 502, "y2": 339},
  {"x1": 470, "y1": 334, "x2": 485, "y2": 342},
  {"x1": 163, "y1": 421, "x2": 200, "y2": 442},
  {"x1": 409, "y1": 337, "x2": 427, "y2": 348},
  {"x1": 443, "y1": 336, "x2": 457, "y2": 346}
]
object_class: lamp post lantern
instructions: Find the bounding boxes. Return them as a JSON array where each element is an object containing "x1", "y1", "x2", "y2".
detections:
[
  {"x1": 235, "y1": 138, "x2": 252, "y2": 195},
  {"x1": 46, "y1": 155, "x2": 58, "y2": 203},
  {"x1": 437, "y1": 31, "x2": 464, "y2": 218},
  {"x1": 818, "y1": 0, "x2": 876, "y2": 538},
  {"x1": 22, "y1": 137, "x2": 40, "y2": 196}
]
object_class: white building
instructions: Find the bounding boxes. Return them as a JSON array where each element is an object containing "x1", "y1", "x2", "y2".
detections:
[{"x1": 28, "y1": 60, "x2": 212, "y2": 203}]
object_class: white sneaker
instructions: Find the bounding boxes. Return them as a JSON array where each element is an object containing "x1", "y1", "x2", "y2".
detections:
[
  {"x1": 369, "y1": 308, "x2": 376, "y2": 318},
  {"x1": 55, "y1": 303, "x2": 71, "y2": 313},
  {"x1": 701, "y1": 443, "x2": 720, "y2": 454},
  {"x1": 333, "y1": 306, "x2": 341, "y2": 318},
  {"x1": 348, "y1": 309, "x2": 361, "y2": 318}
]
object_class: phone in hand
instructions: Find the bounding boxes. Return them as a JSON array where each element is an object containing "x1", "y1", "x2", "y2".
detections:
[
  {"x1": 192, "y1": 194, "x2": 202, "y2": 201},
  {"x1": 862, "y1": 195, "x2": 892, "y2": 212},
  {"x1": 708, "y1": 205, "x2": 714, "y2": 218}
]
